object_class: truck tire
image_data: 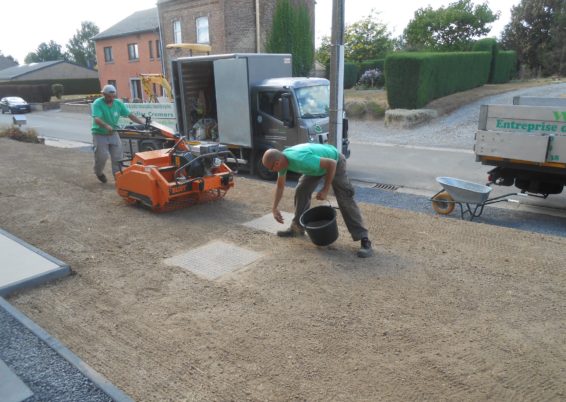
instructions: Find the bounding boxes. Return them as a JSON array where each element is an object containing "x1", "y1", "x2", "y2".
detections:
[
  {"x1": 256, "y1": 151, "x2": 277, "y2": 181},
  {"x1": 431, "y1": 191, "x2": 455, "y2": 215}
]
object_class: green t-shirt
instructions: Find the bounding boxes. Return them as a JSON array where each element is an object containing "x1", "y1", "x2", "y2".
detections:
[
  {"x1": 91, "y1": 97, "x2": 131, "y2": 134},
  {"x1": 279, "y1": 143, "x2": 340, "y2": 177}
]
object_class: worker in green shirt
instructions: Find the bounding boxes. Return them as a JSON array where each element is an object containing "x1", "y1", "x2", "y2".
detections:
[
  {"x1": 91, "y1": 85, "x2": 144, "y2": 183},
  {"x1": 262, "y1": 143, "x2": 373, "y2": 258}
]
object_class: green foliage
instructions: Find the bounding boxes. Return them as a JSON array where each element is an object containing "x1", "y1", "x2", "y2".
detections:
[
  {"x1": 385, "y1": 51, "x2": 491, "y2": 109},
  {"x1": 266, "y1": 0, "x2": 314, "y2": 76},
  {"x1": 24, "y1": 41, "x2": 66, "y2": 64},
  {"x1": 472, "y1": 38, "x2": 498, "y2": 82},
  {"x1": 345, "y1": 101, "x2": 366, "y2": 118},
  {"x1": 66, "y1": 21, "x2": 99, "y2": 68},
  {"x1": 0, "y1": 84, "x2": 52, "y2": 103},
  {"x1": 344, "y1": 63, "x2": 360, "y2": 89},
  {"x1": 0, "y1": 126, "x2": 41, "y2": 143},
  {"x1": 366, "y1": 101, "x2": 386, "y2": 119},
  {"x1": 344, "y1": 10, "x2": 394, "y2": 63},
  {"x1": 358, "y1": 59, "x2": 386, "y2": 87},
  {"x1": 403, "y1": 0, "x2": 499, "y2": 51},
  {"x1": 491, "y1": 51, "x2": 518, "y2": 83},
  {"x1": 315, "y1": 36, "x2": 331, "y2": 71},
  {"x1": 51, "y1": 83, "x2": 64, "y2": 99},
  {"x1": 0, "y1": 79, "x2": 100, "y2": 98},
  {"x1": 0, "y1": 52, "x2": 18, "y2": 66},
  {"x1": 501, "y1": 0, "x2": 565, "y2": 76}
]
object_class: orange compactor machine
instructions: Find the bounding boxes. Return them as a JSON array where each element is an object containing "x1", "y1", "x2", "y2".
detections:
[{"x1": 115, "y1": 119, "x2": 235, "y2": 212}]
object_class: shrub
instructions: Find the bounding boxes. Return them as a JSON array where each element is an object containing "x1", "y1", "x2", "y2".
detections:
[
  {"x1": 357, "y1": 69, "x2": 383, "y2": 89},
  {"x1": 0, "y1": 126, "x2": 42, "y2": 143},
  {"x1": 344, "y1": 101, "x2": 366, "y2": 118},
  {"x1": 344, "y1": 62, "x2": 360, "y2": 89},
  {"x1": 51, "y1": 83, "x2": 64, "y2": 99},
  {"x1": 366, "y1": 101, "x2": 385, "y2": 119}
]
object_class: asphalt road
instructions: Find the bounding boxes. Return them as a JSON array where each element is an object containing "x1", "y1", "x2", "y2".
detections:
[{"x1": 1, "y1": 105, "x2": 566, "y2": 237}]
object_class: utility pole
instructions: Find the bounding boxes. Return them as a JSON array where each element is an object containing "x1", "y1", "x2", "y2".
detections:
[{"x1": 328, "y1": 0, "x2": 345, "y2": 153}]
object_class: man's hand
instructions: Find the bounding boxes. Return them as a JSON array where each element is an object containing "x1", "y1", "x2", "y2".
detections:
[
  {"x1": 272, "y1": 208, "x2": 284, "y2": 223},
  {"x1": 316, "y1": 187, "x2": 330, "y2": 201}
]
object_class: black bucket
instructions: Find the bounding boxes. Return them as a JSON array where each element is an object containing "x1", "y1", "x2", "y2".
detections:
[{"x1": 299, "y1": 205, "x2": 339, "y2": 246}]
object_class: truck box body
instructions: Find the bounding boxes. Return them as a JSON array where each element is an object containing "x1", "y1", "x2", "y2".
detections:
[
  {"x1": 475, "y1": 103, "x2": 566, "y2": 195},
  {"x1": 171, "y1": 53, "x2": 293, "y2": 147}
]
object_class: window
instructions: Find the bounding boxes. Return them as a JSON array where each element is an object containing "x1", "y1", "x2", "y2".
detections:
[
  {"x1": 127, "y1": 43, "x2": 139, "y2": 61},
  {"x1": 173, "y1": 20, "x2": 182, "y2": 44},
  {"x1": 131, "y1": 79, "x2": 142, "y2": 100},
  {"x1": 196, "y1": 16, "x2": 209, "y2": 44},
  {"x1": 148, "y1": 40, "x2": 154, "y2": 60},
  {"x1": 108, "y1": 80, "x2": 117, "y2": 88},
  {"x1": 258, "y1": 91, "x2": 290, "y2": 121},
  {"x1": 103, "y1": 47, "x2": 113, "y2": 62},
  {"x1": 156, "y1": 40, "x2": 161, "y2": 59}
]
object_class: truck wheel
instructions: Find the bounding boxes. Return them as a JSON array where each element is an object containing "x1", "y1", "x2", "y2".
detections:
[
  {"x1": 256, "y1": 152, "x2": 277, "y2": 181},
  {"x1": 432, "y1": 191, "x2": 455, "y2": 215}
]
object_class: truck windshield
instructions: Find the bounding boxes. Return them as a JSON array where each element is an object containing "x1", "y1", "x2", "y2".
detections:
[{"x1": 295, "y1": 85, "x2": 329, "y2": 119}]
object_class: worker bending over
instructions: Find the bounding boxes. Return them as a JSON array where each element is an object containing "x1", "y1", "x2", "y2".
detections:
[{"x1": 262, "y1": 143, "x2": 373, "y2": 258}]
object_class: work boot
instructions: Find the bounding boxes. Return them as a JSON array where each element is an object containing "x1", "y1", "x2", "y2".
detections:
[
  {"x1": 277, "y1": 222, "x2": 305, "y2": 237},
  {"x1": 357, "y1": 237, "x2": 373, "y2": 258},
  {"x1": 96, "y1": 174, "x2": 107, "y2": 183}
]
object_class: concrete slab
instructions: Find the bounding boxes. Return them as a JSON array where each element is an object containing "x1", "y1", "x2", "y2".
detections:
[
  {"x1": 0, "y1": 229, "x2": 70, "y2": 296},
  {"x1": 164, "y1": 240, "x2": 262, "y2": 280},
  {"x1": 0, "y1": 358, "x2": 33, "y2": 402},
  {"x1": 241, "y1": 212, "x2": 294, "y2": 234}
]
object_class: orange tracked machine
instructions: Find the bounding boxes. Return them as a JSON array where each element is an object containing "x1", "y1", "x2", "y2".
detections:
[{"x1": 115, "y1": 119, "x2": 235, "y2": 212}]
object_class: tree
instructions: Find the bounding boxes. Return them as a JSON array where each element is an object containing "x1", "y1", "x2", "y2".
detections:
[
  {"x1": 24, "y1": 41, "x2": 66, "y2": 64},
  {"x1": 0, "y1": 51, "x2": 18, "y2": 67},
  {"x1": 344, "y1": 10, "x2": 394, "y2": 63},
  {"x1": 66, "y1": 21, "x2": 99, "y2": 68},
  {"x1": 501, "y1": 0, "x2": 565, "y2": 76},
  {"x1": 266, "y1": 0, "x2": 314, "y2": 76},
  {"x1": 403, "y1": 0, "x2": 499, "y2": 51}
]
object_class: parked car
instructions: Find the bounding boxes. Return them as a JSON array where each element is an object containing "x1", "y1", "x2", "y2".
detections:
[{"x1": 0, "y1": 96, "x2": 31, "y2": 114}]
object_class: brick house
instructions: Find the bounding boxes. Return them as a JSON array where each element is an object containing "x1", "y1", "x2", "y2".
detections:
[
  {"x1": 93, "y1": 8, "x2": 163, "y2": 102},
  {"x1": 156, "y1": 0, "x2": 315, "y2": 79},
  {"x1": 93, "y1": 1, "x2": 315, "y2": 99}
]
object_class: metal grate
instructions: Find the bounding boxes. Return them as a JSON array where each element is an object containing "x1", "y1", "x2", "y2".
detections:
[
  {"x1": 164, "y1": 241, "x2": 262, "y2": 280},
  {"x1": 242, "y1": 212, "x2": 294, "y2": 234},
  {"x1": 372, "y1": 183, "x2": 399, "y2": 191}
]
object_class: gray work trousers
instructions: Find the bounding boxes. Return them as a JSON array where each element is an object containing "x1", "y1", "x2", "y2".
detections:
[
  {"x1": 292, "y1": 154, "x2": 369, "y2": 241},
  {"x1": 92, "y1": 132, "x2": 123, "y2": 176}
]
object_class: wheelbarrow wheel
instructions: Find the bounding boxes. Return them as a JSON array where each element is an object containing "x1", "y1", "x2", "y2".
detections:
[{"x1": 432, "y1": 191, "x2": 455, "y2": 215}]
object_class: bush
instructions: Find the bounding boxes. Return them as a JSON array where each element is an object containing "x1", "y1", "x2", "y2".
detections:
[
  {"x1": 473, "y1": 38, "x2": 498, "y2": 83},
  {"x1": 51, "y1": 83, "x2": 64, "y2": 99},
  {"x1": 359, "y1": 59, "x2": 386, "y2": 86},
  {"x1": 343, "y1": 63, "x2": 360, "y2": 89},
  {"x1": 0, "y1": 126, "x2": 41, "y2": 143},
  {"x1": 366, "y1": 101, "x2": 385, "y2": 119},
  {"x1": 357, "y1": 69, "x2": 383, "y2": 89},
  {"x1": 491, "y1": 51, "x2": 518, "y2": 83},
  {"x1": 344, "y1": 101, "x2": 366, "y2": 118}
]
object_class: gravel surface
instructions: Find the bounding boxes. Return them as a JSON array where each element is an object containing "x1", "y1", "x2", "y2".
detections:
[
  {"x1": 349, "y1": 82, "x2": 566, "y2": 149},
  {"x1": 0, "y1": 304, "x2": 114, "y2": 402}
]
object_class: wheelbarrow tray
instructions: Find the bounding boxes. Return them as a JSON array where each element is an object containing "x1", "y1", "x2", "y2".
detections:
[{"x1": 436, "y1": 176, "x2": 492, "y2": 204}]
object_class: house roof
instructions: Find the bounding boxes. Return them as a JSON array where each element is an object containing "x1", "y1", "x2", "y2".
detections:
[
  {"x1": 0, "y1": 60, "x2": 64, "y2": 80},
  {"x1": 93, "y1": 8, "x2": 159, "y2": 41}
]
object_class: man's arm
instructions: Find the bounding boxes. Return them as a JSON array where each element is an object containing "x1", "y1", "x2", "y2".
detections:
[
  {"x1": 272, "y1": 174, "x2": 287, "y2": 223},
  {"x1": 128, "y1": 113, "x2": 144, "y2": 125},
  {"x1": 94, "y1": 117, "x2": 113, "y2": 133},
  {"x1": 316, "y1": 158, "x2": 337, "y2": 200}
]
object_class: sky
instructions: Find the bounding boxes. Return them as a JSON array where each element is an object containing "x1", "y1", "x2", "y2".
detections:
[{"x1": 1, "y1": 0, "x2": 521, "y2": 64}]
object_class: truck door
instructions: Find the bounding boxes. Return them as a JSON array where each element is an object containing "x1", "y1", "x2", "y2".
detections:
[{"x1": 256, "y1": 90, "x2": 298, "y2": 148}]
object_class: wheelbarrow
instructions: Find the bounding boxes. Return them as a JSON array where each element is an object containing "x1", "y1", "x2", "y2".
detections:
[{"x1": 430, "y1": 177, "x2": 522, "y2": 220}]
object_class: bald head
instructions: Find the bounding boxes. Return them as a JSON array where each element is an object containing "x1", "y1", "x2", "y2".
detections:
[{"x1": 262, "y1": 149, "x2": 283, "y2": 169}]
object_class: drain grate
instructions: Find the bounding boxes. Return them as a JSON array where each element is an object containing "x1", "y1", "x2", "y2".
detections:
[
  {"x1": 372, "y1": 183, "x2": 399, "y2": 191},
  {"x1": 242, "y1": 212, "x2": 294, "y2": 234}
]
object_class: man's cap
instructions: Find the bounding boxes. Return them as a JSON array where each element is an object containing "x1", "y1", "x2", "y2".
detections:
[{"x1": 101, "y1": 84, "x2": 116, "y2": 94}]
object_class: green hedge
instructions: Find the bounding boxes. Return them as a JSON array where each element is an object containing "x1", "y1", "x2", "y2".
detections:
[
  {"x1": 0, "y1": 84, "x2": 52, "y2": 103},
  {"x1": 491, "y1": 51, "x2": 517, "y2": 84},
  {"x1": 0, "y1": 78, "x2": 100, "y2": 97},
  {"x1": 344, "y1": 62, "x2": 359, "y2": 89},
  {"x1": 385, "y1": 51, "x2": 491, "y2": 109},
  {"x1": 473, "y1": 38, "x2": 498, "y2": 83}
]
